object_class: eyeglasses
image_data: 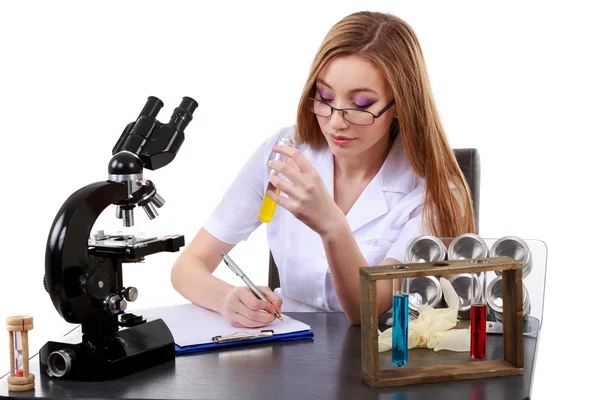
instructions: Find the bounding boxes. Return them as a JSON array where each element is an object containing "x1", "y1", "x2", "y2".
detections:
[{"x1": 307, "y1": 97, "x2": 396, "y2": 126}]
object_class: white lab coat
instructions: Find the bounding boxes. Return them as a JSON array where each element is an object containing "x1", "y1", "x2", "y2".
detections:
[{"x1": 204, "y1": 126, "x2": 425, "y2": 312}]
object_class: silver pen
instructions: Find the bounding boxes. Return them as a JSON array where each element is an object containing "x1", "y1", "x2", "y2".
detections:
[{"x1": 221, "y1": 252, "x2": 283, "y2": 321}]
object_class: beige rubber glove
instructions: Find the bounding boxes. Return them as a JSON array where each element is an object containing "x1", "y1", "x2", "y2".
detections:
[
  {"x1": 378, "y1": 277, "x2": 470, "y2": 353},
  {"x1": 427, "y1": 329, "x2": 470, "y2": 352},
  {"x1": 378, "y1": 328, "x2": 393, "y2": 352}
]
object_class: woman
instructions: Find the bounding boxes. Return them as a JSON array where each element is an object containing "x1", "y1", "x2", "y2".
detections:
[{"x1": 171, "y1": 11, "x2": 475, "y2": 327}]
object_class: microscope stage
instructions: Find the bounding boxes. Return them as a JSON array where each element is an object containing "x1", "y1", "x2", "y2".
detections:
[{"x1": 88, "y1": 232, "x2": 185, "y2": 259}]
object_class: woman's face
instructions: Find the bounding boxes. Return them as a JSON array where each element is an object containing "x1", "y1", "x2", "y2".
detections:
[{"x1": 314, "y1": 55, "x2": 396, "y2": 160}]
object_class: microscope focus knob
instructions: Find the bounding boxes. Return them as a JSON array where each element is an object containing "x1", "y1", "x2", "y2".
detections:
[
  {"x1": 83, "y1": 270, "x2": 112, "y2": 300},
  {"x1": 104, "y1": 295, "x2": 127, "y2": 315},
  {"x1": 121, "y1": 287, "x2": 138, "y2": 302}
]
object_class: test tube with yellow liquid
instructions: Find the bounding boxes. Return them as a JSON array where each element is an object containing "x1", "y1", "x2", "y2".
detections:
[{"x1": 258, "y1": 137, "x2": 296, "y2": 223}]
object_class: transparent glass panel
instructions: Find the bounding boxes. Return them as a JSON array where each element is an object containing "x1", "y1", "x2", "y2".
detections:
[{"x1": 483, "y1": 237, "x2": 547, "y2": 336}]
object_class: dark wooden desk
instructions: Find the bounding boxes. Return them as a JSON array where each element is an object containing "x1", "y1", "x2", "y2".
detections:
[{"x1": 1, "y1": 312, "x2": 536, "y2": 399}]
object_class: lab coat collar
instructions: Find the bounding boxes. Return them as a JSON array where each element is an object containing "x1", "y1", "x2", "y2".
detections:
[{"x1": 317, "y1": 136, "x2": 415, "y2": 233}]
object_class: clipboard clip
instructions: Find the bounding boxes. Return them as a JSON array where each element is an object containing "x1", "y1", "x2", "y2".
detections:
[{"x1": 212, "y1": 330, "x2": 274, "y2": 344}]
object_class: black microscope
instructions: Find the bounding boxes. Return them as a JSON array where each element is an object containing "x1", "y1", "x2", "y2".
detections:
[{"x1": 40, "y1": 96, "x2": 197, "y2": 381}]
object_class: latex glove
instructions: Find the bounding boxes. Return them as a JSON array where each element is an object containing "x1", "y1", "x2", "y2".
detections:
[
  {"x1": 378, "y1": 327, "x2": 393, "y2": 352},
  {"x1": 378, "y1": 277, "x2": 470, "y2": 353},
  {"x1": 408, "y1": 277, "x2": 459, "y2": 348},
  {"x1": 427, "y1": 329, "x2": 470, "y2": 352}
]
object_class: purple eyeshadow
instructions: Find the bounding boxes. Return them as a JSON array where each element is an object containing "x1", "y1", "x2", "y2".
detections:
[
  {"x1": 319, "y1": 89, "x2": 333, "y2": 100},
  {"x1": 354, "y1": 96, "x2": 376, "y2": 107}
]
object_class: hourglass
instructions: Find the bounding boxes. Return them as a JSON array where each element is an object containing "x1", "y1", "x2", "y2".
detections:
[{"x1": 6, "y1": 315, "x2": 35, "y2": 392}]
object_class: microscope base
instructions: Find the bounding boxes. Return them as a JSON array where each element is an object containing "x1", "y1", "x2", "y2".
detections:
[{"x1": 39, "y1": 319, "x2": 175, "y2": 381}]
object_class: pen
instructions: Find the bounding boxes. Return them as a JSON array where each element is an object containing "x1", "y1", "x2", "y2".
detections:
[{"x1": 220, "y1": 252, "x2": 283, "y2": 321}]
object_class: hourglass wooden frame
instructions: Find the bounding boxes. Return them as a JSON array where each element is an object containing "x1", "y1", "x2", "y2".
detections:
[
  {"x1": 359, "y1": 256, "x2": 524, "y2": 388},
  {"x1": 6, "y1": 315, "x2": 35, "y2": 392}
]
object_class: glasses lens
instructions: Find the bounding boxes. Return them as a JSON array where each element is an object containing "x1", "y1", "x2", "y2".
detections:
[
  {"x1": 344, "y1": 110, "x2": 374, "y2": 126},
  {"x1": 309, "y1": 99, "x2": 332, "y2": 117}
]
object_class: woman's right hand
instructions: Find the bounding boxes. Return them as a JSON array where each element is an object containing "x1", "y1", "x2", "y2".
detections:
[{"x1": 220, "y1": 286, "x2": 283, "y2": 328}]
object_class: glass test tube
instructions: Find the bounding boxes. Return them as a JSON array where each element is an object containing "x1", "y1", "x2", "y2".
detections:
[
  {"x1": 258, "y1": 137, "x2": 296, "y2": 223},
  {"x1": 392, "y1": 272, "x2": 409, "y2": 367},
  {"x1": 470, "y1": 270, "x2": 487, "y2": 360}
]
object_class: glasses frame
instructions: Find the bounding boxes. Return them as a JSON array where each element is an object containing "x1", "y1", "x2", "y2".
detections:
[{"x1": 308, "y1": 97, "x2": 396, "y2": 126}]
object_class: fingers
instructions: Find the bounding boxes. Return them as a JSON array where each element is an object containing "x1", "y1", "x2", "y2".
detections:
[
  {"x1": 223, "y1": 287, "x2": 282, "y2": 328},
  {"x1": 231, "y1": 312, "x2": 275, "y2": 328},
  {"x1": 268, "y1": 158, "x2": 303, "y2": 184},
  {"x1": 285, "y1": 157, "x2": 301, "y2": 172},
  {"x1": 269, "y1": 172, "x2": 299, "y2": 198},
  {"x1": 266, "y1": 188, "x2": 293, "y2": 212},
  {"x1": 257, "y1": 286, "x2": 283, "y2": 314},
  {"x1": 238, "y1": 288, "x2": 278, "y2": 315},
  {"x1": 232, "y1": 296, "x2": 277, "y2": 326},
  {"x1": 272, "y1": 145, "x2": 312, "y2": 173}
]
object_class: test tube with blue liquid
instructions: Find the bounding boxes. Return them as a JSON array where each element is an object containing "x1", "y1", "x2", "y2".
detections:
[{"x1": 392, "y1": 268, "x2": 410, "y2": 367}]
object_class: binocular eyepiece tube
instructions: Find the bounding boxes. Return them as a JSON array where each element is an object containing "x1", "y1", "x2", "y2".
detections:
[
  {"x1": 168, "y1": 96, "x2": 198, "y2": 132},
  {"x1": 138, "y1": 96, "x2": 164, "y2": 119},
  {"x1": 136, "y1": 95, "x2": 198, "y2": 132}
]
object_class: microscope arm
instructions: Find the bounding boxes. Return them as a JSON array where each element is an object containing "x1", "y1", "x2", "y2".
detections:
[{"x1": 45, "y1": 181, "x2": 128, "y2": 326}]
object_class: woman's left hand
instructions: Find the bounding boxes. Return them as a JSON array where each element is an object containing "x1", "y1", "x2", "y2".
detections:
[{"x1": 267, "y1": 144, "x2": 345, "y2": 237}]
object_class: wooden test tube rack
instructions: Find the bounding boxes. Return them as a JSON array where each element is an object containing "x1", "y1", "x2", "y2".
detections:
[{"x1": 359, "y1": 256, "x2": 524, "y2": 388}]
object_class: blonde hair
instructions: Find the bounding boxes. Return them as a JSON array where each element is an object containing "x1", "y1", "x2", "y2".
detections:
[{"x1": 296, "y1": 11, "x2": 475, "y2": 237}]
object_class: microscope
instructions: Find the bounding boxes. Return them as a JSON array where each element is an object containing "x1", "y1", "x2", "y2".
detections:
[{"x1": 40, "y1": 96, "x2": 197, "y2": 381}]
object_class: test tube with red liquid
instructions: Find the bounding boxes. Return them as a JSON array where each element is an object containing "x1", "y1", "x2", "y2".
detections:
[{"x1": 470, "y1": 271, "x2": 487, "y2": 360}]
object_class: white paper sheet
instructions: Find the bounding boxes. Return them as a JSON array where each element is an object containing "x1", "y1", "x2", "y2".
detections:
[{"x1": 130, "y1": 303, "x2": 311, "y2": 347}]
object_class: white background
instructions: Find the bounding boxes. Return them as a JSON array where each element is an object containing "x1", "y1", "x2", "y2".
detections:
[{"x1": 1, "y1": 1, "x2": 598, "y2": 397}]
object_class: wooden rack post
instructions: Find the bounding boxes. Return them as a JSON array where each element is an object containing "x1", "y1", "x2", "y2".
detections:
[{"x1": 360, "y1": 256, "x2": 524, "y2": 388}]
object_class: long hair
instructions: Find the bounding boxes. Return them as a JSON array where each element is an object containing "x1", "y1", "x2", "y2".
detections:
[{"x1": 296, "y1": 11, "x2": 475, "y2": 237}]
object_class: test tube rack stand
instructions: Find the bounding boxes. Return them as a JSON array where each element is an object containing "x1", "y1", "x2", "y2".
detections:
[{"x1": 359, "y1": 256, "x2": 524, "y2": 388}]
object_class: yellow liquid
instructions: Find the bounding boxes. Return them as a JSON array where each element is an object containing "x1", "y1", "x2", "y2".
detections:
[{"x1": 258, "y1": 186, "x2": 279, "y2": 223}]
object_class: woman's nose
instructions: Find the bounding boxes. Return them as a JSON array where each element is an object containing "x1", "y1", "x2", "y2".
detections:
[{"x1": 329, "y1": 109, "x2": 348, "y2": 129}]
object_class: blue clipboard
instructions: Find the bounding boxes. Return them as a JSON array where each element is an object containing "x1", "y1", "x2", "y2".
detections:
[
  {"x1": 174, "y1": 329, "x2": 314, "y2": 354},
  {"x1": 126, "y1": 303, "x2": 315, "y2": 355}
]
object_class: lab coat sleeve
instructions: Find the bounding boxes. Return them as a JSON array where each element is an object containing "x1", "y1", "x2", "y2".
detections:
[{"x1": 203, "y1": 128, "x2": 287, "y2": 244}]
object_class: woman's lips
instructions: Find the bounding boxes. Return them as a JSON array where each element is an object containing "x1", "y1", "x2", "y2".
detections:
[{"x1": 329, "y1": 134, "x2": 355, "y2": 146}]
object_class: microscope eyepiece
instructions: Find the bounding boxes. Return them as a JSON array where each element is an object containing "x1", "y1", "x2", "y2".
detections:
[
  {"x1": 138, "y1": 96, "x2": 164, "y2": 119},
  {"x1": 168, "y1": 97, "x2": 198, "y2": 132},
  {"x1": 179, "y1": 97, "x2": 198, "y2": 114}
]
